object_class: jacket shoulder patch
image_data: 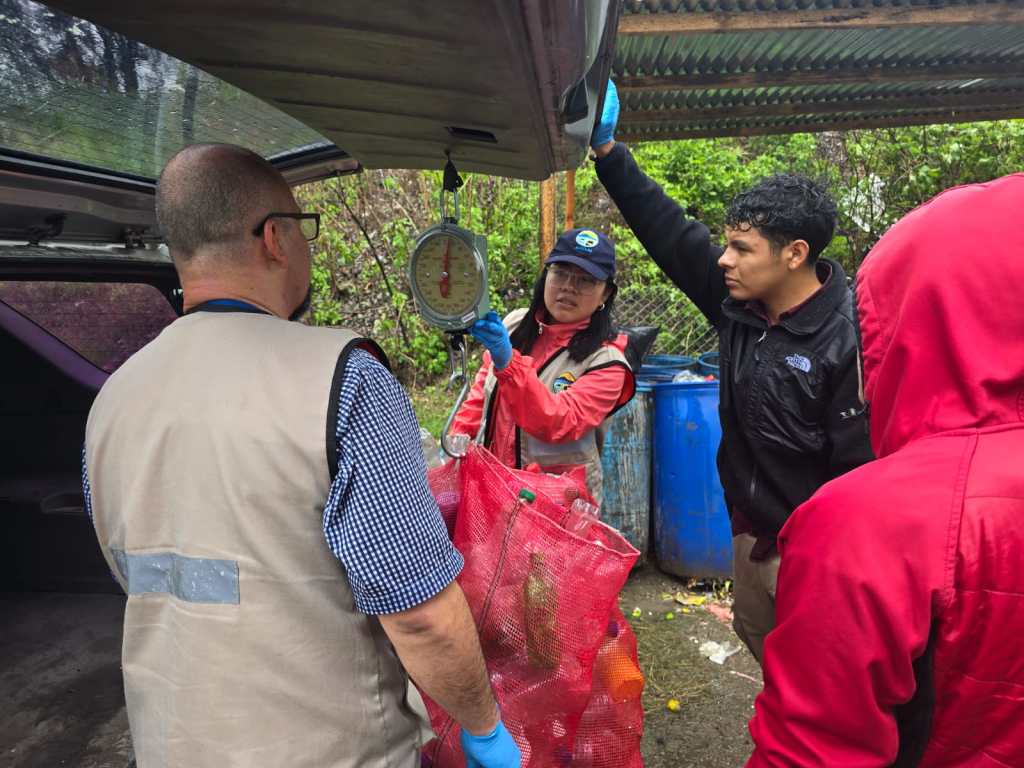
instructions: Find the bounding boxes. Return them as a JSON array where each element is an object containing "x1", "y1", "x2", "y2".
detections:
[{"x1": 553, "y1": 372, "x2": 577, "y2": 392}]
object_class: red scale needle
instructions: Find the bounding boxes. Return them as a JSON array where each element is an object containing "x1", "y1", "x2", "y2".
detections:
[{"x1": 439, "y1": 240, "x2": 451, "y2": 298}]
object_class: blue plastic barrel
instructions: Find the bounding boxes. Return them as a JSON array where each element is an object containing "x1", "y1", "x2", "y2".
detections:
[
  {"x1": 637, "y1": 366, "x2": 678, "y2": 384},
  {"x1": 643, "y1": 354, "x2": 696, "y2": 371},
  {"x1": 651, "y1": 381, "x2": 732, "y2": 578},
  {"x1": 640, "y1": 355, "x2": 696, "y2": 385},
  {"x1": 698, "y1": 351, "x2": 720, "y2": 378},
  {"x1": 599, "y1": 383, "x2": 653, "y2": 565}
]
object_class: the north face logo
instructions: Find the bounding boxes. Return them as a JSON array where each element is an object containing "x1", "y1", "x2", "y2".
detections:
[{"x1": 785, "y1": 354, "x2": 812, "y2": 373}]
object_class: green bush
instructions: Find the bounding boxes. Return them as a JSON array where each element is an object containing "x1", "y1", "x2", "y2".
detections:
[{"x1": 298, "y1": 120, "x2": 1024, "y2": 385}]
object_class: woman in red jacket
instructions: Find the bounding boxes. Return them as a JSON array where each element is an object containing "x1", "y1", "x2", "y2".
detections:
[{"x1": 450, "y1": 228, "x2": 635, "y2": 504}]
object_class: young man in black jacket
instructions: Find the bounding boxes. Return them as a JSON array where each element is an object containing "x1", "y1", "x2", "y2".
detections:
[{"x1": 591, "y1": 82, "x2": 874, "y2": 663}]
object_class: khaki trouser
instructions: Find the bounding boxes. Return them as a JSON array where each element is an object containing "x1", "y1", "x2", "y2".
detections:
[{"x1": 731, "y1": 533, "x2": 782, "y2": 664}]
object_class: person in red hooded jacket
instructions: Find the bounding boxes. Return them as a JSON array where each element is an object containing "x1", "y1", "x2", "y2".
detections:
[
  {"x1": 745, "y1": 173, "x2": 1024, "y2": 766},
  {"x1": 450, "y1": 228, "x2": 635, "y2": 504}
]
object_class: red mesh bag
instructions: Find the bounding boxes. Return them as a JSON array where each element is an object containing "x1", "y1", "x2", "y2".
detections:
[
  {"x1": 428, "y1": 457, "x2": 594, "y2": 536},
  {"x1": 428, "y1": 457, "x2": 461, "y2": 537},
  {"x1": 571, "y1": 604, "x2": 645, "y2": 768},
  {"x1": 423, "y1": 446, "x2": 644, "y2": 767}
]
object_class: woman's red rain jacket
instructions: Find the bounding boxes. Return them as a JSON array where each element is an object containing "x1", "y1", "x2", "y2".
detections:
[{"x1": 450, "y1": 313, "x2": 631, "y2": 471}]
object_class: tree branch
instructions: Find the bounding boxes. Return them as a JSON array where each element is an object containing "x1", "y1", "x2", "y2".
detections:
[{"x1": 332, "y1": 181, "x2": 411, "y2": 348}]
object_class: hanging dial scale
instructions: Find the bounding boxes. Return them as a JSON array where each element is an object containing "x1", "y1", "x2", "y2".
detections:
[{"x1": 408, "y1": 156, "x2": 489, "y2": 456}]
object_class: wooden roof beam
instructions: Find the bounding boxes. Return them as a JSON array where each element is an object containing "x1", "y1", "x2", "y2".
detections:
[
  {"x1": 619, "y1": 88, "x2": 1024, "y2": 123},
  {"x1": 617, "y1": 61, "x2": 1016, "y2": 91},
  {"x1": 617, "y1": 105, "x2": 1024, "y2": 141},
  {"x1": 618, "y1": 2, "x2": 1024, "y2": 36}
]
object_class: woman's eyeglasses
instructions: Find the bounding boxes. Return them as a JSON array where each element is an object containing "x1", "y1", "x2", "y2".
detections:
[{"x1": 547, "y1": 265, "x2": 602, "y2": 293}]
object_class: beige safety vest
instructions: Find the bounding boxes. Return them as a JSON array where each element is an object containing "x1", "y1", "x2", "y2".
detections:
[
  {"x1": 475, "y1": 308, "x2": 635, "y2": 505},
  {"x1": 85, "y1": 309, "x2": 429, "y2": 768}
]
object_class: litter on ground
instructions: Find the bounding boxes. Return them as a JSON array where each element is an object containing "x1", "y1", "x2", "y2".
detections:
[
  {"x1": 699, "y1": 640, "x2": 742, "y2": 665},
  {"x1": 705, "y1": 603, "x2": 734, "y2": 625},
  {"x1": 674, "y1": 593, "x2": 707, "y2": 607}
]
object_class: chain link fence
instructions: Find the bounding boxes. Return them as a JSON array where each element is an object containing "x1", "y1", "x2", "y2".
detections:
[{"x1": 615, "y1": 281, "x2": 718, "y2": 358}]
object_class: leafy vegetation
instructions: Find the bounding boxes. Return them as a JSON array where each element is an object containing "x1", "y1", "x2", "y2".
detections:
[{"x1": 298, "y1": 120, "x2": 1024, "y2": 384}]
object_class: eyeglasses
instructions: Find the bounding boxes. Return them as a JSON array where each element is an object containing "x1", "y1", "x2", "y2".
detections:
[
  {"x1": 252, "y1": 212, "x2": 320, "y2": 242},
  {"x1": 547, "y1": 265, "x2": 602, "y2": 293}
]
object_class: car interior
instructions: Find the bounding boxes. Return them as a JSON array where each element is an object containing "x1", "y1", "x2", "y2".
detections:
[{"x1": 0, "y1": 0, "x2": 617, "y2": 763}]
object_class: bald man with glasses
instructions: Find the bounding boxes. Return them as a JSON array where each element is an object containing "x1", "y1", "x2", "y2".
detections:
[{"x1": 82, "y1": 144, "x2": 520, "y2": 768}]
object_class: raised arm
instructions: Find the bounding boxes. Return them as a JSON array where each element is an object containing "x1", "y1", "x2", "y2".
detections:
[{"x1": 592, "y1": 81, "x2": 728, "y2": 326}]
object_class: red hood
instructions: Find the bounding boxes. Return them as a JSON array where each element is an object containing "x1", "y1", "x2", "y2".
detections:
[{"x1": 856, "y1": 173, "x2": 1024, "y2": 458}]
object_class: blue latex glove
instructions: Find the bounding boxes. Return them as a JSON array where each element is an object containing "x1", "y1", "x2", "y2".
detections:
[
  {"x1": 461, "y1": 721, "x2": 522, "y2": 768},
  {"x1": 590, "y1": 79, "x2": 619, "y2": 149},
  {"x1": 470, "y1": 311, "x2": 513, "y2": 370}
]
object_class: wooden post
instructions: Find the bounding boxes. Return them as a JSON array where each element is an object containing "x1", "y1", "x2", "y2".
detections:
[
  {"x1": 564, "y1": 169, "x2": 576, "y2": 231},
  {"x1": 539, "y1": 176, "x2": 556, "y2": 268}
]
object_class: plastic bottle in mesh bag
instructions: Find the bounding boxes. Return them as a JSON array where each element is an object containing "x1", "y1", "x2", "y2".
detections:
[
  {"x1": 523, "y1": 551, "x2": 560, "y2": 669},
  {"x1": 419, "y1": 428, "x2": 443, "y2": 469},
  {"x1": 596, "y1": 619, "x2": 644, "y2": 703}
]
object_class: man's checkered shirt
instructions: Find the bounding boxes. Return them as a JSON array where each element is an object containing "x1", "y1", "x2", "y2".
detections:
[{"x1": 82, "y1": 347, "x2": 462, "y2": 615}]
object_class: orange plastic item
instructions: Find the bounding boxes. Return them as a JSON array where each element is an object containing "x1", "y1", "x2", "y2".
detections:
[{"x1": 596, "y1": 623, "x2": 645, "y2": 703}]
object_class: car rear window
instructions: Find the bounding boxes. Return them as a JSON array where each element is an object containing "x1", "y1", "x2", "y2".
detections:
[
  {"x1": 0, "y1": 281, "x2": 177, "y2": 372},
  {"x1": 0, "y1": 0, "x2": 330, "y2": 178}
]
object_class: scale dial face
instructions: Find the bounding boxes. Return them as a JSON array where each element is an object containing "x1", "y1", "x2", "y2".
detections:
[{"x1": 411, "y1": 231, "x2": 484, "y2": 320}]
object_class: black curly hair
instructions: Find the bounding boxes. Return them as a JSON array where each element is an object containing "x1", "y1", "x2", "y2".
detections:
[{"x1": 725, "y1": 174, "x2": 838, "y2": 264}]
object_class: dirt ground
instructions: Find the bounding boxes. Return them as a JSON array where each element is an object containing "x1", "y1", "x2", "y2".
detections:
[
  {"x1": 2, "y1": 570, "x2": 757, "y2": 768},
  {"x1": 621, "y1": 567, "x2": 760, "y2": 768},
  {"x1": 0, "y1": 593, "x2": 132, "y2": 768}
]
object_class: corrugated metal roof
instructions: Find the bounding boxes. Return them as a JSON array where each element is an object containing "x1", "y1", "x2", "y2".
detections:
[{"x1": 614, "y1": 0, "x2": 1024, "y2": 139}]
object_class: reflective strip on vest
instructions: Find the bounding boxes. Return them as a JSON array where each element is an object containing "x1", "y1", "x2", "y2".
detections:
[{"x1": 111, "y1": 549, "x2": 240, "y2": 604}]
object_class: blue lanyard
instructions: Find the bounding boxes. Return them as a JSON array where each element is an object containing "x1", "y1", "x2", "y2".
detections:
[{"x1": 186, "y1": 299, "x2": 270, "y2": 315}]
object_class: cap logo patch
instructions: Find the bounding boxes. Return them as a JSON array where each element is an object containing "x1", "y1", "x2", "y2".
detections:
[
  {"x1": 575, "y1": 230, "x2": 599, "y2": 250},
  {"x1": 553, "y1": 372, "x2": 577, "y2": 393}
]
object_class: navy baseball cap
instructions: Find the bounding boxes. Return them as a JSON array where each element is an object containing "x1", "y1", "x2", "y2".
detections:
[{"x1": 545, "y1": 228, "x2": 616, "y2": 282}]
